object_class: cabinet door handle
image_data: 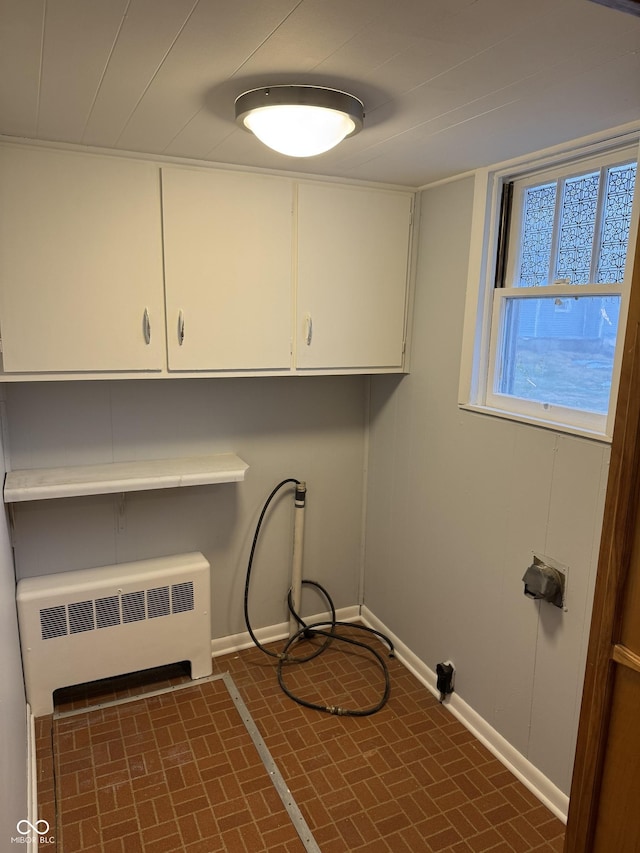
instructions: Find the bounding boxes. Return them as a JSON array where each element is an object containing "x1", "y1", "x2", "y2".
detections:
[
  {"x1": 143, "y1": 308, "x2": 151, "y2": 345},
  {"x1": 178, "y1": 310, "x2": 185, "y2": 346},
  {"x1": 304, "y1": 313, "x2": 313, "y2": 346}
]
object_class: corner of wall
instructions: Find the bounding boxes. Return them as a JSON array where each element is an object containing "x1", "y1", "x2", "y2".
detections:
[{"x1": 361, "y1": 606, "x2": 569, "y2": 824}]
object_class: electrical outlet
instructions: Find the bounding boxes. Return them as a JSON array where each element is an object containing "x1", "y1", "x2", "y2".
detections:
[{"x1": 436, "y1": 661, "x2": 455, "y2": 701}]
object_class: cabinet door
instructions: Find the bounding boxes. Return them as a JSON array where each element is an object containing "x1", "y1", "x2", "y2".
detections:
[
  {"x1": 162, "y1": 168, "x2": 293, "y2": 371},
  {"x1": 0, "y1": 146, "x2": 164, "y2": 373},
  {"x1": 296, "y1": 183, "x2": 412, "y2": 370}
]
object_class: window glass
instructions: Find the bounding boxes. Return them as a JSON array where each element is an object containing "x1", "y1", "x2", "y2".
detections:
[
  {"x1": 515, "y1": 162, "x2": 636, "y2": 289},
  {"x1": 555, "y1": 171, "x2": 599, "y2": 284},
  {"x1": 597, "y1": 162, "x2": 636, "y2": 283},
  {"x1": 517, "y1": 182, "x2": 556, "y2": 287},
  {"x1": 468, "y1": 143, "x2": 639, "y2": 438},
  {"x1": 496, "y1": 294, "x2": 620, "y2": 414}
]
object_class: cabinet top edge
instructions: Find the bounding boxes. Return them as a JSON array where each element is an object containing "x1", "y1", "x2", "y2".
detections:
[{"x1": 0, "y1": 135, "x2": 419, "y2": 194}]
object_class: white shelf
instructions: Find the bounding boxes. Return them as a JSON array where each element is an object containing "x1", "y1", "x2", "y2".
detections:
[{"x1": 4, "y1": 453, "x2": 249, "y2": 502}]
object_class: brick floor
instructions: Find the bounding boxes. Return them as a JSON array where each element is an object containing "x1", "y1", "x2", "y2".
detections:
[{"x1": 36, "y1": 624, "x2": 566, "y2": 852}]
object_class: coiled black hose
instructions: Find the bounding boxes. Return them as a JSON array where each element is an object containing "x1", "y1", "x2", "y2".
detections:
[{"x1": 243, "y1": 478, "x2": 394, "y2": 716}]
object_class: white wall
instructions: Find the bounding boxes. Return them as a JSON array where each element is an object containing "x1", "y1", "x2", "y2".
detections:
[
  {"x1": 4, "y1": 180, "x2": 611, "y2": 801},
  {"x1": 0, "y1": 419, "x2": 29, "y2": 841},
  {"x1": 364, "y1": 176, "x2": 609, "y2": 795},
  {"x1": 5, "y1": 376, "x2": 366, "y2": 638}
]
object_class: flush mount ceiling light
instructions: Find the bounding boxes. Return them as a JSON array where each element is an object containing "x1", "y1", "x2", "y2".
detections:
[{"x1": 235, "y1": 85, "x2": 364, "y2": 158}]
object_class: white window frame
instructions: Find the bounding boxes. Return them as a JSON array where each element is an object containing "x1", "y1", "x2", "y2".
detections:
[{"x1": 459, "y1": 126, "x2": 640, "y2": 442}]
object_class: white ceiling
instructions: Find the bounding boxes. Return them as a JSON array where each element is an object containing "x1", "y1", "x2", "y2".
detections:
[{"x1": 1, "y1": 0, "x2": 639, "y2": 188}]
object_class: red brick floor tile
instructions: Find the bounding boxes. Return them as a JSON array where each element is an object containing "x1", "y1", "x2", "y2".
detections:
[{"x1": 36, "y1": 627, "x2": 565, "y2": 853}]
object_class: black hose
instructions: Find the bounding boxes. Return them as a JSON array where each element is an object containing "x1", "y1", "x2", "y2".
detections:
[
  {"x1": 243, "y1": 478, "x2": 300, "y2": 660},
  {"x1": 244, "y1": 479, "x2": 395, "y2": 716}
]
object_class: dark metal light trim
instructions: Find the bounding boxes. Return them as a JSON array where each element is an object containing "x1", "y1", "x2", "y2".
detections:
[{"x1": 234, "y1": 85, "x2": 364, "y2": 138}]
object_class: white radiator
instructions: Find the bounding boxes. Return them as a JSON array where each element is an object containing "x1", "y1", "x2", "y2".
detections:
[{"x1": 17, "y1": 552, "x2": 213, "y2": 716}]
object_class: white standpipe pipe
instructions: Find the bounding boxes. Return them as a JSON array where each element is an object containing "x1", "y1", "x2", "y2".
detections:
[{"x1": 289, "y1": 481, "x2": 307, "y2": 638}]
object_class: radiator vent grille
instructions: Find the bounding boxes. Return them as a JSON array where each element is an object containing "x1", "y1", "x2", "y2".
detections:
[
  {"x1": 172, "y1": 582, "x2": 194, "y2": 614},
  {"x1": 122, "y1": 590, "x2": 145, "y2": 624},
  {"x1": 96, "y1": 596, "x2": 120, "y2": 629},
  {"x1": 39, "y1": 581, "x2": 195, "y2": 640},
  {"x1": 69, "y1": 600, "x2": 94, "y2": 634},
  {"x1": 40, "y1": 605, "x2": 67, "y2": 640},
  {"x1": 147, "y1": 586, "x2": 170, "y2": 619}
]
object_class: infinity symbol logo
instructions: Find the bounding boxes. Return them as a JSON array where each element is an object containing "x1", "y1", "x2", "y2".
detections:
[{"x1": 16, "y1": 819, "x2": 50, "y2": 835}]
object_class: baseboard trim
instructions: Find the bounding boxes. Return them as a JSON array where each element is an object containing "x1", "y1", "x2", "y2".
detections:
[
  {"x1": 210, "y1": 606, "x2": 361, "y2": 657},
  {"x1": 26, "y1": 702, "x2": 39, "y2": 844},
  {"x1": 360, "y1": 607, "x2": 569, "y2": 824}
]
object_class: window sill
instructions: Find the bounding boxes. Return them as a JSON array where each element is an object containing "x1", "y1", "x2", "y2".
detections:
[{"x1": 458, "y1": 402, "x2": 612, "y2": 444}]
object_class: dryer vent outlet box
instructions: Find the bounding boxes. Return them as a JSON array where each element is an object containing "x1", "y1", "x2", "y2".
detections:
[
  {"x1": 17, "y1": 552, "x2": 213, "y2": 716},
  {"x1": 522, "y1": 554, "x2": 567, "y2": 609}
]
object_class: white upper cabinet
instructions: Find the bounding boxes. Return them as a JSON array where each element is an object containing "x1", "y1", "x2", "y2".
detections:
[
  {"x1": 0, "y1": 146, "x2": 415, "y2": 379},
  {"x1": 296, "y1": 182, "x2": 412, "y2": 370},
  {"x1": 161, "y1": 167, "x2": 294, "y2": 371},
  {"x1": 0, "y1": 146, "x2": 164, "y2": 373}
]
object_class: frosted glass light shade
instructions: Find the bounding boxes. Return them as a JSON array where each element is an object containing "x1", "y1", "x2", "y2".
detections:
[
  {"x1": 235, "y1": 86, "x2": 364, "y2": 158},
  {"x1": 244, "y1": 105, "x2": 355, "y2": 157}
]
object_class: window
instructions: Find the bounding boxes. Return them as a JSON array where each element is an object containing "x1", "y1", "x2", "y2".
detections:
[{"x1": 462, "y1": 139, "x2": 639, "y2": 439}]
